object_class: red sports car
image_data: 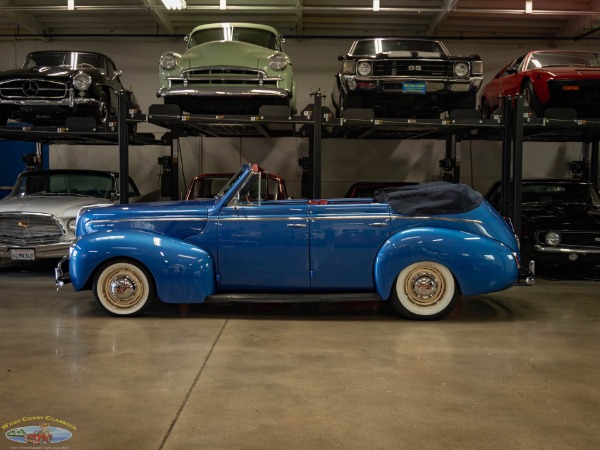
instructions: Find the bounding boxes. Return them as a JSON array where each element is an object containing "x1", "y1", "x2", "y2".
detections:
[{"x1": 480, "y1": 50, "x2": 600, "y2": 118}]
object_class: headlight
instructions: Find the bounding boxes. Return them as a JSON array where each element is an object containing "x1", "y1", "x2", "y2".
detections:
[
  {"x1": 454, "y1": 62, "x2": 470, "y2": 78},
  {"x1": 545, "y1": 231, "x2": 561, "y2": 246},
  {"x1": 269, "y1": 53, "x2": 288, "y2": 71},
  {"x1": 67, "y1": 218, "x2": 77, "y2": 232},
  {"x1": 357, "y1": 61, "x2": 372, "y2": 76},
  {"x1": 160, "y1": 53, "x2": 179, "y2": 71},
  {"x1": 73, "y1": 72, "x2": 92, "y2": 91}
]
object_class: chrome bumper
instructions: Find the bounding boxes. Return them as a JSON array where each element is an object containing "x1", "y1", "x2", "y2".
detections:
[
  {"x1": 534, "y1": 245, "x2": 600, "y2": 255},
  {"x1": 518, "y1": 260, "x2": 536, "y2": 286},
  {"x1": 55, "y1": 255, "x2": 70, "y2": 289},
  {"x1": 0, "y1": 90, "x2": 99, "y2": 108},
  {"x1": 157, "y1": 86, "x2": 292, "y2": 98},
  {"x1": 0, "y1": 242, "x2": 71, "y2": 259}
]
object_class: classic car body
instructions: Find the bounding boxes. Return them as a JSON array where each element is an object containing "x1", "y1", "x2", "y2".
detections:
[
  {"x1": 0, "y1": 169, "x2": 144, "y2": 261},
  {"x1": 0, "y1": 51, "x2": 139, "y2": 127},
  {"x1": 485, "y1": 179, "x2": 600, "y2": 267},
  {"x1": 186, "y1": 171, "x2": 287, "y2": 200},
  {"x1": 56, "y1": 164, "x2": 529, "y2": 320},
  {"x1": 480, "y1": 50, "x2": 600, "y2": 118},
  {"x1": 332, "y1": 38, "x2": 483, "y2": 118},
  {"x1": 157, "y1": 22, "x2": 295, "y2": 115}
]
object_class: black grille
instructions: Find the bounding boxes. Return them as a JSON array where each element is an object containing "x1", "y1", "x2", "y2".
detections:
[
  {"x1": 537, "y1": 231, "x2": 600, "y2": 248},
  {"x1": 371, "y1": 60, "x2": 453, "y2": 77},
  {"x1": 0, "y1": 79, "x2": 68, "y2": 100},
  {"x1": 0, "y1": 213, "x2": 64, "y2": 245}
]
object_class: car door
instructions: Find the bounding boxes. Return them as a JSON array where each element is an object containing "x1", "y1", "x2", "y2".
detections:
[
  {"x1": 308, "y1": 201, "x2": 391, "y2": 290},
  {"x1": 217, "y1": 199, "x2": 310, "y2": 291}
]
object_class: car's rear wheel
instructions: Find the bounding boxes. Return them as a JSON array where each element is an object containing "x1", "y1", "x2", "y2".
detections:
[
  {"x1": 390, "y1": 261, "x2": 459, "y2": 320},
  {"x1": 523, "y1": 81, "x2": 544, "y2": 117},
  {"x1": 93, "y1": 259, "x2": 156, "y2": 316}
]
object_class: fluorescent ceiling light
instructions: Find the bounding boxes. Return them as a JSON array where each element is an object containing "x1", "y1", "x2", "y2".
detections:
[
  {"x1": 67, "y1": 0, "x2": 74, "y2": 10},
  {"x1": 161, "y1": 0, "x2": 187, "y2": 10},
  {"x1": 525, "y1": 0, "x2": 533, "y2": 13},
  {"x1": 373, "y1": 0, "x2": 380, "y2": 12},
  {"x1": 220, "y1": 0, "x2": 227, "y2": 10}
]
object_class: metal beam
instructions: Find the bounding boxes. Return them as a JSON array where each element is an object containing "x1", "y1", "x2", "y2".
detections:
[{"x1": 141, "y1": 0, "x2": 176, "y2": 35}]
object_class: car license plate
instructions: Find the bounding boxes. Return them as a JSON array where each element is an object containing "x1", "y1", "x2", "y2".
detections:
[
  {"x1": 402, "y1": 81, "x2": 426, "y2": 94},
  {"x1": 10, "y1": 249, "x2": 35, "y2": 260}
]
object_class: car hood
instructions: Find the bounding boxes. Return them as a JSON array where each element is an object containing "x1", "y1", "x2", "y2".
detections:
[
  {"x1": 77, "y1": 199, "x2": 213, "y2": 241},
  {"x1": 0, "y1": 195, "x2": 112, "y2": 217},
  {"x1": 530, "y1": 66, "x2": 600, "y2": 78},
  {"x1": 0, "y1": 66, "x2": 95, "y2": 80},
  {"x1": 523, "y1": 203, "x2": 600, "y2": 230},
  {"x1": 181, "y1": 41, "x2": 277, "y2": 68}
]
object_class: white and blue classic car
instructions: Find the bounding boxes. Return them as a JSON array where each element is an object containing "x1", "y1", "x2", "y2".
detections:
[{"x1": 56, "y1": 164, "x2": 532, "y2": 320}]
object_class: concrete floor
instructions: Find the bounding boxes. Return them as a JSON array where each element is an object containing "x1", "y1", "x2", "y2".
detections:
[{"x1": 1, "y1": 262, "x2": 600, "y2": 450}]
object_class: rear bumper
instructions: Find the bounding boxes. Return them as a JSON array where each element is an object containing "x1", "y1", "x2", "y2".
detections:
[{"x1": 518, "y1": 260, "x2": 536, "y2": 286}]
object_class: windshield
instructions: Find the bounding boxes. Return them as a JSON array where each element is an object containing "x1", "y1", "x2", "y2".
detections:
[
  {"x1": 24, "y1": 52, "x2": 107, "y2": 74},
  {"x1": 187, "y1": 176, "x2": 230, "y2": 200},
  {"x1": 188, "y1": 26, "x2": 279, "y2": 50},
  {"x1": 216, "y1": 167, "x2": 246, "y2": 200},
  {"x1": 351, "y1": 39, "x2": 445, "y2": 56},
  {"x1": 521, "y1": 183, "x2": 599, "y2": 206},
  {"x1": 9, "y1": 172, "x2": 137, "y2": 199},
  {"x1": 526, "y1": 51, "x2": 600, "y2": 69}
]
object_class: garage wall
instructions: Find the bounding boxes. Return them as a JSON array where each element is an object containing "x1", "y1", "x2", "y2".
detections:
[{"x1": 0, "y1": 37, "x2": 593, "y2": 198}]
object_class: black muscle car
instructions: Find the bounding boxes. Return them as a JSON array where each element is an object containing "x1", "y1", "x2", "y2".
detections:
[
  {"x1": 486, "y1": 179, "x2": 600, "y2": 268},
  {"x1": 332, "y1": 38, "x2": 483, "y2": 118},
  {"x1": 0, "y1": 51, "x2": 139, "y2": 128}
]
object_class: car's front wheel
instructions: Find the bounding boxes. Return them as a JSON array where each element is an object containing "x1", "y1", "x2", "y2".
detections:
[
  {"x1": 93, "y1": 259, "x2": 156, "y2": 316},
  {"x1": 523, "y1": 81, "x2": 544, "y2": 117},
  {"x1": 390, "y1": 261, "x2": 459, "y2": 320},
  {"x1": 96, "y1": 91, "x2": 110, "y2": 127}
]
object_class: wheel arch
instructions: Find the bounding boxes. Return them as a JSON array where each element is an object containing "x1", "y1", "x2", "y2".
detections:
[
  {"x1": 374, "y1": 227, "x2": 519, "y2": 300},
  {"x1": 70, "y1": 229, "x2": 216, "y2": 303}
]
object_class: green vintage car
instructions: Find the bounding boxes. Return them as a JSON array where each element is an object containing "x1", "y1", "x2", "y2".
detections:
[{"x1": 158, "y1": 22, "x2": 296, "y2": 115}]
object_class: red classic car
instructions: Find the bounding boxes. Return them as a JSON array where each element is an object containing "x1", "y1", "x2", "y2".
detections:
[{"x1": 479, "y1": 50, "x2": 600, "y2": 118}]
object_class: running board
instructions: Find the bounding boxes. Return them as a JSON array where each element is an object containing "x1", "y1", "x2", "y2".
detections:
[{"x1": 204, "y1": 293, "x2": 382, "y2": 304}]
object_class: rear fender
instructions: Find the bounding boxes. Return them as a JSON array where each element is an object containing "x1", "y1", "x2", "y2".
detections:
[
  {"x1": 70, "y1": 230, "x2": 215, "y2": 303},
  {"x1": 374, "y1": 227, "x2": 519, "y2": 300}
]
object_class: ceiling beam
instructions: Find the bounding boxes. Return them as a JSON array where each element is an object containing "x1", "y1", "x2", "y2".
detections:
[
  {"x1": 141, "y1": 0, "x2": 176, "y2": 34},
  {"x1": 0, "y1": 0, "x2": 45, "y2": 35},
  {"x1": 555, "y1": 0, "x2": 600, "y2": 37},
  {"x1": 426, "y1": 0, "x2": 458, "y2": 36}
]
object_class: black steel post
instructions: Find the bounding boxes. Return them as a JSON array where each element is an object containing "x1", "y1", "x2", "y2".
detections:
[
  {"x1": 511, "y1": 95, "x2": 524, "y2": 240},
  {"x1": 118, "y1": 90, "x2": 129, "y2": 204},
  {"x1": 591, "y1": 140, "x2": 599, "y2": 186},
  {"x1": 501, "y1": 96, "x2": 512, "y2": 218},
  {"x1": 311, "y1": 91, "x2": 323, "y2": 199}
]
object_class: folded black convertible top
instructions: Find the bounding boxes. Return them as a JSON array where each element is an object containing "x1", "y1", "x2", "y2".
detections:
[{"x1": 374, "y1": 181, "x2": 483, "y2": 215}]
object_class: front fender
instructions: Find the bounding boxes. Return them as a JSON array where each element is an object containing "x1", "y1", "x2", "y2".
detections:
[
  {"x1": 374, "y1": 227, "x2": 519, "y2": 300},
  {"x1": 70, "y1": 230, "x2": 215, "y2": 303}
]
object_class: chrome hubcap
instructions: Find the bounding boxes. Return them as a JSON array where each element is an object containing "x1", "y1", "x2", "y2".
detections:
[{"x1": 109, "y1": 276, "x2": 137, "y2": 303}]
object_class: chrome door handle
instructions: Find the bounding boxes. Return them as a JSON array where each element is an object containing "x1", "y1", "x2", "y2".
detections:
[
  {"x1": 368, "y1": 222, "x2": 388, "y2": 227},
  {"x1": 287, "y1": 223, "x2": 307, "y2": 228}
]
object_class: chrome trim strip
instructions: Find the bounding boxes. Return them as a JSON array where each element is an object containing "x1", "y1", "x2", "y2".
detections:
[
  {"x1": 157, "y1": 86, "x2": 290, "y2": 98},
  {"x1": 86, "y1": 217, "x2": 207, "y2": 225}
]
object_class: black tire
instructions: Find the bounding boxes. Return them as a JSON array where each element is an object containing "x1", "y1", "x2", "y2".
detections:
[
  {"x1": 93, "y1": 259, "x2": 156, "y2": 317},
  {"x1": 342, "y1": 92, "x2": 364, "y2": 111},
  {"x1": 96, "y1": 91, "x2": 110, "y2": 127},
  {"x1": 480, "y1": 97, "x2": 491, "y2": 119},
  {"x1": 523, "y1": 81, "x2": 544, "y2": 117},
  {"x1": 389, "y1": 261, "x2": 459, "y2": 320},
  {"x1": 456, "y1": 93, "x2": 476, "y2": 110}
]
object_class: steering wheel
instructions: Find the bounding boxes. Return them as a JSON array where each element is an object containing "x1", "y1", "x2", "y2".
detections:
[
  {"x1": 77, "y1": 63, "x2": 96, "y2": 69},
  {"x1": 84, "y1": 189, "x2": 105, "y2": 198}
]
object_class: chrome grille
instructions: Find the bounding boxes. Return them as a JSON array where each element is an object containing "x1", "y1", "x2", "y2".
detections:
[
  {"x1": 171, "y1": 67, "x2": 277, "y2": 87},
  {"x1": 0, "y1": 79, "x2": 69, "y2": 100},
  {"x1": 0, "y1": 213, "x2": 64, "y2": 245},
  {"x1": 371, "y1": 60, "x2": 453, "y2": 77}
]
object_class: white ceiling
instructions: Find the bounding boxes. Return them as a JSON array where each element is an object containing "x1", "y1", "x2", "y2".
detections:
[{"x1": 1, "y1": 0, "x2": 600, "y2": 42}]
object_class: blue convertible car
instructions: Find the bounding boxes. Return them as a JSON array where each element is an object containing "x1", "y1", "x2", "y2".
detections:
[{"x1": 56, "y1": 164, "x2": 532, "y2": 320}]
